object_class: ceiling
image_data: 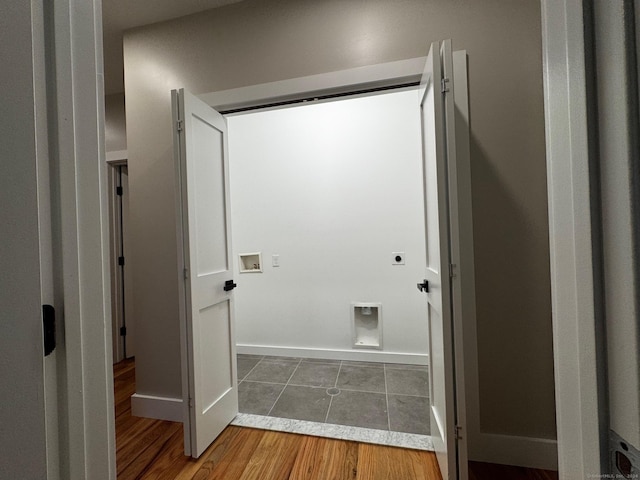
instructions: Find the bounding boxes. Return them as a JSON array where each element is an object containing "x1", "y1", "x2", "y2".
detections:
[{"x1": 102, "y1": 0, "x2": 245, "y2": 95}]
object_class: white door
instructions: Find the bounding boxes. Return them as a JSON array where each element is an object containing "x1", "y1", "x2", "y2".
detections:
[
  {"x1": 418, "y1": 40, "x2": 466, "y2": 480},
  {"x1": 172, "y1": 88, "x2": 238, "y2": 458}
]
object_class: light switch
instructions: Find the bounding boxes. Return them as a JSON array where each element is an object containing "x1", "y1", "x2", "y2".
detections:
[{"x1": 272, "y1": 254, "x2": 280, "y2": 267}]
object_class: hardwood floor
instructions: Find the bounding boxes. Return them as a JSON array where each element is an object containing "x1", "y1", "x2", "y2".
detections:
[
  {"x1": 115, "y1": 358, "x2": 441, "y2": 479},
  {"x1": 115, "y1": 359, "x2": 559, "y2": 480}
]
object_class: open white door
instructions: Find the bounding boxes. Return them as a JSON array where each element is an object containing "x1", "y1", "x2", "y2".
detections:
[
  {"x1": 418, "y1": 40, "x2": 467, "y2": 480},
  {"x1": 172, "y1": 88, "x2": 238, "y2": 458}
]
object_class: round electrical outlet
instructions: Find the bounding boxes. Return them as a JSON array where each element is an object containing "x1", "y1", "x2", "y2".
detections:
[{"x1": 392, "y1": 252, "x2": 405, "y2": 265}]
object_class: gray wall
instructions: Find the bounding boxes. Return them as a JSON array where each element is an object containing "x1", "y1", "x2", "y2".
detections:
[
  {"x1": 105, "y1": 93, "x2": 127, "y2": 152},
  {"x1": 123, "y1": 0, "x2": 555, "y2": 440}
]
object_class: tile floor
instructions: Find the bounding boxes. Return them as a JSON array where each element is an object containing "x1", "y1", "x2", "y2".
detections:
[{"x1": 237, "y1": 354, "x2": 431, "y2": 435}]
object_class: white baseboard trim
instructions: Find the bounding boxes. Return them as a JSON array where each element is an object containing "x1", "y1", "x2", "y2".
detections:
[
  {"x1": 236, "y1": 344, "x2": 428, "y2": 366},
  {"x1": 131, "y1": 393, "x2": 183, "y2": 423},
  {"x1": 470, "y1": 432, "x2": 558, "y2": 471}
]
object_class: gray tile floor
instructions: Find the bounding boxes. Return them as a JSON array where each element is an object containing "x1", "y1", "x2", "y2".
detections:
[{"x1": 237, "y1": 354, "x2": 431, "y2": 435}]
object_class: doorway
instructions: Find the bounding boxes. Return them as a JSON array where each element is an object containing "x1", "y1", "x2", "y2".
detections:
[
  {"x1": 225, "y1": 88, "x2": 432, "y2": 444},
  {"x1": 173, "y1": 41, "x2": 470, "y2": 478}
]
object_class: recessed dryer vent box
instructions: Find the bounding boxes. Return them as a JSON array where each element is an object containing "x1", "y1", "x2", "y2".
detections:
[
  {"x1": 239, "y1": 252, "x2": 262, "y2": 273},
  {"x1": 351, "y1": 303, "x2": 382, "y2": 350}
]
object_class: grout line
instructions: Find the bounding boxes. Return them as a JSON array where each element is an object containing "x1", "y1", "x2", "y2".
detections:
[
  {"x1": 238, "y1": 356, "x2": 265, "y2": 382},
  {"x1": 324, "y1": 396, "x2": 333, "y2": 424},
  {"x1": 324, "y1": 360, "x2": 343, "y2": 423},
  {"x1": 383, "y1": 364, "x2": 391, "y2": 431},
  {"x1": 334, "y1": 361, "x2": 343, "y2": 388},
  {"x1": 266, "y1": 358, "x2": 302, "y2": 416},
  {"x1": 242, "y1": 379, "x2": 287, "y2": 385},
  {"x1": 336, "y1": 387, "x2": 387, "y2": 395}
]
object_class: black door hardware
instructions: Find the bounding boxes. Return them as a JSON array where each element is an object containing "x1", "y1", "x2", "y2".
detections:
[
  {"x1": 417, "y1": 279, "x2": 429, "y2": 293},
  {"x1": 43, "y1": 305, "x2": 56, "y2": 356},
  {"x1": 224, "y1": 279, "x2": 237, "y2": 291}
]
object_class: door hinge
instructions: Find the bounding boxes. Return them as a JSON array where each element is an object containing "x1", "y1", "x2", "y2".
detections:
[
  {"x1": 120, "y1": 326, "x2": 127, "y2": 336},
  {"x1": 43, "y1": 305, "x2": 56, "y2": 356},
  {"x1": 183, "y1": 268, "x2": 189, "y2": 279},
  {"x1": 176, "y1": 120, "x2": 184, "y2": 132},
  {"x1": 454, "y1": 425, "x2": 463, "y2": 440},
  {"x1": 116, "y1": 186, "x2": 123, "y2": 196},
  {"x1": 441, "y1": 77, "x2": 450, "y2": 93},
  {"x1": 189, "y1": 397, "x2": 194, "y2": 408},
  {"x1": 449, "y1": 263, "x2": 457, "y2": 278},
  {"x1": 118, "y1": 256, "x2": 125, "y2": 266}
]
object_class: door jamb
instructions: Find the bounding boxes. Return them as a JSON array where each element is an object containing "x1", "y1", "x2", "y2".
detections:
[{"x1": 540, "y1": 0, "x2": 607, "y2": 477}]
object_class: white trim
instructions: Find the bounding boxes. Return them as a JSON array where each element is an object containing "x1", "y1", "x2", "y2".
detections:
[
  {"x1": 200, "y1": 57, "x2": 426, "y2": 112},
  {"x1": 106, "y1": 149, "x2": 128, "y2": 162},
  {"x1": 131, "y1": 394, "x2": 184, "y2": 423},
  {"x1": 107, "y1": 165, "x2": 124, "y2": 364},
  {"x1": 450, "y1": 49, "x2": 473, "y2": 480},
  {"x1": 50, "y1": 0, "x2": 115, "y2": 478},
  {"x1": 541, "y1": 0, "x2": 605, "y2": 478},
  {"x1": 236, "y1": 344, "x2": 428, "y2": 366},
  {"x1": 471, "y1": 433, "x2": 558, "y2": 471},
  {"x1": 172, "y1": 90, "x2": 194, "y2": 456}
]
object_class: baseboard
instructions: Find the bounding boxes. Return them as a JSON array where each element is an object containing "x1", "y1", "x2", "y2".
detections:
[
  {"x1": 470, "y1": 432, "x2": 558, "y2": 471},
  {"x1": 131, "y1": 393, "x2": 183, "y2": 422},
  {"x1": 236, "y1": 344, "x2": 428, "y2": 366}
]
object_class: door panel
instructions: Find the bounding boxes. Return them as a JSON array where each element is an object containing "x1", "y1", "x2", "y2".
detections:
[
  {"x1": 191, "y1": 118, "x2": 228, "y2": 275},
  {"x1": 173, "y1": 88, "x2": 238, "y2": 459}
]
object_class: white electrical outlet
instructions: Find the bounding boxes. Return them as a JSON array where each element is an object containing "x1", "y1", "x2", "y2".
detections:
[
  {"x1": 272, "y1": 254, "x2": 280, "y2": 267},
  {"x1": 392, "y1": 252, "x2": 405, "y2": 265}
]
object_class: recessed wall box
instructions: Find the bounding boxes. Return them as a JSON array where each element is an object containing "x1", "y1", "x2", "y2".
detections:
[
  {"x1": 392, "y1": 252, "x2": 405, "y2": 265},
  {"x1": 239, "y1": 252, "x2": 262, "y2": 273},
  {"x1": 351, "y1": 303, "x2": 382, "y2": 350}
]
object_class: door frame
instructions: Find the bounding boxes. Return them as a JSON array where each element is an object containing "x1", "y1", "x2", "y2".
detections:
[
  {"x1": 49, "y1": 0, "x2": 116, "y2": 477},
  {"x1": 5, "y1": 1, "x2": 607, "y2": 475},
  {"x1": 199, "y1": 54, "x2": 476, "y2": 469},
  {"x1": 3, "y1": 0, "x2": 115, "y2": 477},
  {"x1": 107, "y1": 155, "x2": 131, "y2": 363},
  {"x1": 540, "y1": 0, "x2": 608, "y2": 477}
]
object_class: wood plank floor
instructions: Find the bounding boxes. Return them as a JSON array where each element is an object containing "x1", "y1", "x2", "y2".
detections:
[
  {"x1": 115, "y1": 358, "x2": 441, "y2": 479},
  {"x1": 115, "y1": 358, "x2": 558, "y2": 480}
]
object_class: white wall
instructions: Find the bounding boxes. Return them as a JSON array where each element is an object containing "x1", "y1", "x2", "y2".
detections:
[{"x1": 228, "y1": 90, "x2": 428, "y2": 361}]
